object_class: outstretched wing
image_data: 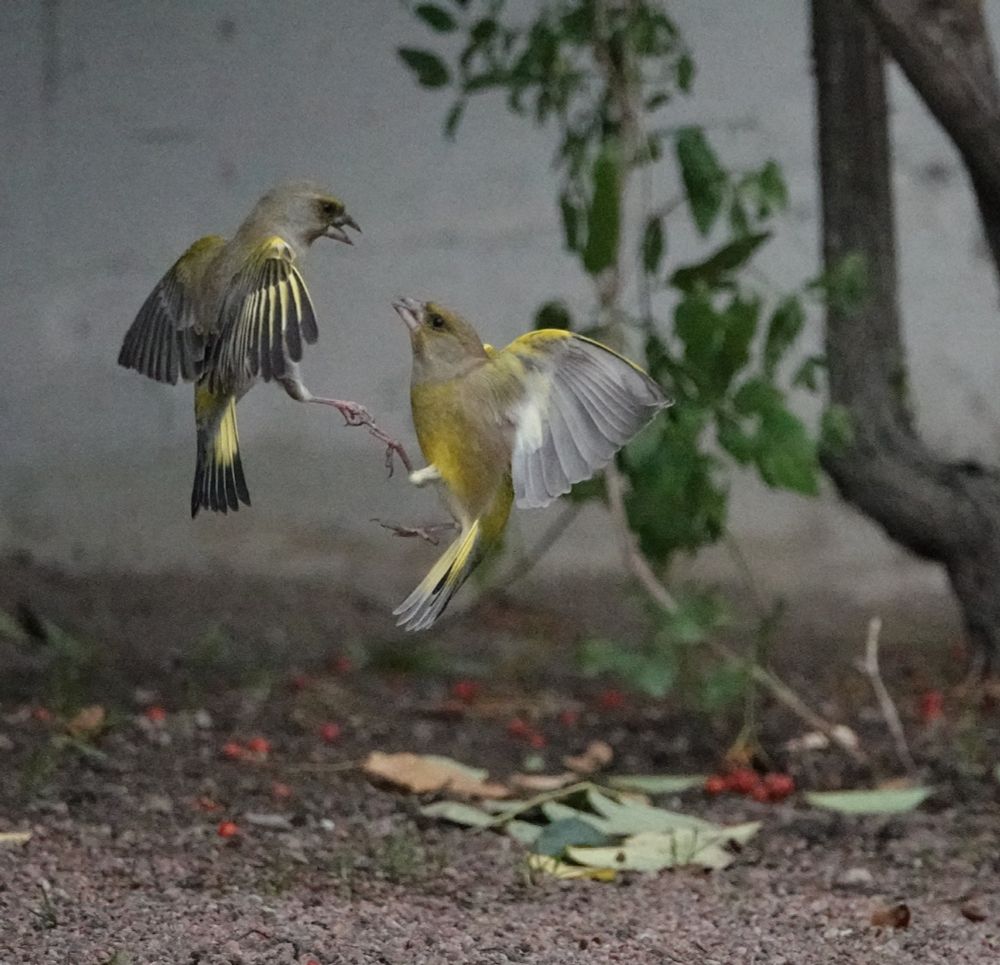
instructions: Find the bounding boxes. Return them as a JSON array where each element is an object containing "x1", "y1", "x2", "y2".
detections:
[
  {"x1": 208, "y1": 236, "x2": 319, "y2": 391},
  {"x1": 118, "y1": 235, "x2": 223, "y2": 384},
  {"x1": 488, "y1": 331, "x2": 669, "y2": 509}
]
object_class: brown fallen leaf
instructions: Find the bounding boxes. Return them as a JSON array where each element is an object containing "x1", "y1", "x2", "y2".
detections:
[
  {"x1": 66, "y1": 704, "x2": 106, "y2": 738},
  {"x1": 562, "y1": 740, "x2": 613, "y2": 775},
  {"x1": 960, "y1": 902, "x2": 988, "y2": 923},
  {"x1": 361, "y1": 752, "x2": 510, "y2": 799},
  {"x1": 508, "y1": 772, "x2": 577, "y2": 793},
  {"x1": 870, "y1": 903, "x2": 911, "y2": 929}
]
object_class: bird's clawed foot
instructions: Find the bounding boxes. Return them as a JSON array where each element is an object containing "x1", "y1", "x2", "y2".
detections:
[
  {"x1": 314, "y1": 397, "x2": 414, "y2": 476},
  {"x1": 372, "y1": 518, "x2": 458, "y2": 546}
]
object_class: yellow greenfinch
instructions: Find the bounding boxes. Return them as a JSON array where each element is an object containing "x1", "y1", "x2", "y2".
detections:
[
  {"x1": 392, "y1": 297, "x2": 669, "y2": 631},
  {"x1": 117, "y1": 181, "x2": 394, "y2": 517}
]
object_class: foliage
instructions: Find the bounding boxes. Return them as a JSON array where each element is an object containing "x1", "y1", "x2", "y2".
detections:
[{"x1": 399, "y1": 0, "x2": 822, "y2": 701}]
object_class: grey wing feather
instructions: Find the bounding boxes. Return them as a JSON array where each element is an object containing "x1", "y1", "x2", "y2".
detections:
[
  {"x1": 510, "y1": 336, "x2": 668, "y2": 509},
  {"x1": 118, "y1": 255, "x2": 210, "y2": 384}
]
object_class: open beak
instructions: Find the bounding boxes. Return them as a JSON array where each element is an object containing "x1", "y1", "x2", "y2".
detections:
[
  {"x1": 392, "y1": 297, "x2": 423, "y2": 333},
  {"x1": 325, "y1": 213, "x2": 361, "y2": 245}
]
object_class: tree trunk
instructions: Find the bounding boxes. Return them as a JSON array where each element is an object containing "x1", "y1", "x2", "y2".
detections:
[
  {"x1": 854, "y1": 0, "x2": 1000, "y2": 274},
  {"x1": 812, "y1": 0, "x2": 1000, "y2": 670}
]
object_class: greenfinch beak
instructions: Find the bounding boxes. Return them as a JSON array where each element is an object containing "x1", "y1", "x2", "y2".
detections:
[
  {"x1": 324, "y1": 212, "x2": 361, "y2": 245},
  {"x1": 393, "y1": 297, "x2": 423, "y2": 332}
]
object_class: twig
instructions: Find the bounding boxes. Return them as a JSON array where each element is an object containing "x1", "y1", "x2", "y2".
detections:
[
  {"x1": 606, "y1": 462, "x2": 870, "y2": 766},
  {"x1": 372, "y1": 519, "x2": 456, "y2": 546},
  {"x1": 855, "y1": 616, "x2": 917, "y2": 774},
  {"x1": 501, "y1": 504, "x2": 582, "y2": 588}
]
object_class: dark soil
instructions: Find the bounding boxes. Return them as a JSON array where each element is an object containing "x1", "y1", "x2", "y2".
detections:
[{"x1": 1, "y1": 554, "x2": 999, "y2": 964}]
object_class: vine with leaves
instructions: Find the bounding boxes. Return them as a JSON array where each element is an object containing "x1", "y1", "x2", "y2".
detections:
[{"x1": 399, "y1": 0, "x2": 861, "y2": 758}]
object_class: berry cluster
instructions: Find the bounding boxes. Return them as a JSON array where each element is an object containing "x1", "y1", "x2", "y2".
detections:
[{"x1": 704, "y1": 768, "x2": 795, "y2": 803}]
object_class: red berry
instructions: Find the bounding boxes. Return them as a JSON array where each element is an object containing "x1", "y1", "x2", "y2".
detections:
[
  {"x1": 217, "y1": 820, "x2": 240, "y2": 839},
  {"x1": 195, "y1": 796, "x2": 223, "y2": 813},
  {"x1": 31, "y1": 706, "x2": 53, "y2": 723},
  {"x1": 763, "y1": 772, "x2": 795, "y2": 801},
  {"x1": 919, "y1": 690, "x2": 944, "y2": 724},
  {"x1": 305, "y1": 959, "x2": 321, "y2": 965},
  {"x1": 528, "y1": 730, "x2": 547, "y2": 749},
  {"x1": 596, "y1": 688, "x2": 626, "y2": 711},
  {"x1": 558, "y1": 709, "x2": 580, "y2": 728},
  {"x1": 246, "y1": 736, "x2": 271, "y2": 755},
  {"x1": 750, "y1": 783, "x2": 771, "y2": 803},
  {"x1": 727, "y1": 768, "x2": 761, "y2": 796},
  {"x1": 144, "y1": 705, "x2": 167, "y2": 723},
  {"x1": 319, "y1": 721, "x2": 341, "y2": 743},
  {"x1": 221, "y1": 741, "x2": 244, "y2": 760},
  {"x1": 289, "y1": 673, "x2": 310, "y2": 692},
  {"x1": 271, "y1": 781, "x2": 293, "y2": 800},
  {"x1": 330, "y1": 655, "x2": 353, "y2": 674},
  {"x1": 506, "y1": 717, "x2": 531, "y2": 739},
  {"x1": 704, "y1": 775, "x2": 727, "y2": 796},
  {"x1": 450, "y1": 679, "x2": 480, "y2": 704}
]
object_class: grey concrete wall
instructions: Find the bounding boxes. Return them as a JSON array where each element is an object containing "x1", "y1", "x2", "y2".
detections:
[{"x1": 2, "y1": 1, "x2": 998, "y2": 616}]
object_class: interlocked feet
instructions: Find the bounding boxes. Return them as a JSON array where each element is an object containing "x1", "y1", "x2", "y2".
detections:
[
  {"x1": 328, "y1": 400, "x2": 413, "y2": 475},
  {"x1": 372, "y1": 519, "x2": 458, "y2": 546}
]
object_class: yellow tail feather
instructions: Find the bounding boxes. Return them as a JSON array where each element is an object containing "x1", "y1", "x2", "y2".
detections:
[
  {"x1": 394, "y1": 520, "x2": 482, "y2": 631},
  {"x1": 191, "y1": 393, "x2": 250, "y2": 517}
]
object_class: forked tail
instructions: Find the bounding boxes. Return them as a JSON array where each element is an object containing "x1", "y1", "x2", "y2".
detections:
[
  {"x1": 191, "y1": 394, "x2": 250, "y2": 517},
  {"x1": 393, "y1": 519, "x2": 482, "y2": 631}
]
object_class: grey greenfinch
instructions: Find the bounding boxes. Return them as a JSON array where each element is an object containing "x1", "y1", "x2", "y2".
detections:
[
  {"x1": 392, "y1": 297, "x2": 669, "y2": 631},
  {"x1": 117, "y1": 181, "x2": 390, "y2": 517}
]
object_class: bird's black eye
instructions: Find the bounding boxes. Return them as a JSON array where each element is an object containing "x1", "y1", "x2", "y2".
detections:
[
  {"x1": 428, "y1": 313, "x2": 446, "y2": 330},
  {"x1": 320, "y1": 200, "x2": 340, "y2": 218}
]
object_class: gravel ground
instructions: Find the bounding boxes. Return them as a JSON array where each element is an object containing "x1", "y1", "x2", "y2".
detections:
[{"x1": 1, "y1": 556, "x2": 997, "y2": 964}]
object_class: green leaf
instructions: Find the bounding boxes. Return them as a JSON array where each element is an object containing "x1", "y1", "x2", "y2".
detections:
[
  {"x1": 669, "y1": 232, "x2": 770, "y2": 292},
  {"x1": 676, "y1": 52, "x2": 695, "y2": 93},
  {"x1": 820, "y1": 405, "x2": 855, "y2": 454},
  {"x1": 805, "y1": 787, "x2": 931, "y2": 815},
  {"x1": 812, "y1": 252, "x2": 869, "y2": 317},
  {"x1": 754, "y1": 407, "x2": 819, "y2": 495},
  {"x1": 763, "y1": 296, "x2": 805, "y2": 377},
  {"x1": 505, "y1": 819, "x2": 542, "y2": 846},
  {"x1": 415, "y1": 3, "x2": 458, "y2": 32},
  {"x1": 585, "y1": 788, "x2": 715, "y2": 834},
  {"x1": 676, "y1": 127, "x2": 727, "y2": 236},
  {"x1": 582, "y1": 146, "x2": 621, "y2": 275},
  {"x1": 605, "y1": 775, "x2": 704, "y2": 794},
  {"x1": 758, "y1": 159, "x2": 788, "y2": 211},
  {"x1": 443, "y1": 100, "x2": 465, "y2": 139},
  {"x1": 641, "y1": 216, "x2": 665, "y2": 275},
  {"x1": 419, "y1": 800, "x2": 494, "y2": 827},
  {"x1": 579, "y1": 638, "x2": 677, "y2": 698},
  {"x1": 559, "y1": 193, "x2": 582, "y2": 252},
  {"x1": 532, "y1": 817, "x2": 612, "y2": 857},
  {"x1": 792, "y1": 354, "x2": 825, "y2": 391},
  {"x1": 534, "y1": 300, "x2": 573, "y2": 331},
  {"x1": 398, "y1": 48, "x2": 451, "y2": 89},
  {"x1": 568, "y1": 825, "x2": 758, "y2": 872}
]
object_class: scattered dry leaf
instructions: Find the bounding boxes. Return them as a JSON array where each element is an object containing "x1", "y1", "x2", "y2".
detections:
[
  {"x1": 870, "y1": 903, "x2": 911, "y2": 929},
  {"x1": 784, "y1": 724, "x2": 859, "y2": 754},
  {"x1": 0, "y1": 831, "x2": 32, "y2": 846},
  {"x1": 66, "y1": 704, "x2": 106, "y2": 737},
  {"x1": 509, "y1": 772, "x2": 577, "y2": 793},
  {"x1": 562, "y1": 740, "x2": 613, "y2": 775},
  {"x1": 361, "y1": 751, "x2": 510, "y2": 799},
  {"x1": 960, "y1": 902, "x2": 988, "y2": 923}
]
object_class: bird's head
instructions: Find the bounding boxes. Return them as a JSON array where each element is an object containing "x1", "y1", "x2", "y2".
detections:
[
  {"x1": 393, "y1": 298, "x2": 487, "y2": 381},
  {"x1": 252, "y1": 181, "x2": 360, "y2": 250}
]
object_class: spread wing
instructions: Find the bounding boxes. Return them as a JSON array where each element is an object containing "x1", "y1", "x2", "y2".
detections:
[
  {"x1": 118, "y1": 235, "x2": 223, "y2": 384},
  {"x1": 208, "y1": 236, "x2": 319, "y2": 392},
  {"x1": 489, "y1": 331, "x2": 669, "y2": 509}
]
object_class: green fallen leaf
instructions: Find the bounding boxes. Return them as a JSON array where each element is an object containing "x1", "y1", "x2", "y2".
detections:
[
  {"x1": 505, "y1": 820, "x2": 542, "y2": 847},
  {"x1": 568, "y1": 827, "x2": 742, "y2": 873},
  {"x1": 540, "y1": 801, "x2": 610, "y2": 832},
  {"x1": 605, "y1": 775, "x2": 705, "y2": 795},
  {"x1": 586, "y1": 787, "x2": 714, "y2": 834},
  {"x1": 419, "y1": 800, "x2": 494, "y2": 828},
  {"x1": 532, "y1": 817, "x2": 612, "y2": 858},
  {"x1": 527, "y1": 853, "x2": 616, "y2": 881},
  {"x1": 805, "y1": 787, "x2": 931, "y2": 815}
]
